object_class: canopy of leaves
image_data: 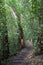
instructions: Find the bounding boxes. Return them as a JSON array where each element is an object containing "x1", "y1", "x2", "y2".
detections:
[{"x1": 0, "y1": 0, "x2": 43, "y2": 55}]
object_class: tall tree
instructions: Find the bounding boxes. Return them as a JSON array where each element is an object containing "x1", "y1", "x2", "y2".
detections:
[
  {"x1": 10, "y1": 7, "x2": 25, "y2": 49},
  {"x1": 6, "y1": 0, "x2": 25, "y2": 49}
]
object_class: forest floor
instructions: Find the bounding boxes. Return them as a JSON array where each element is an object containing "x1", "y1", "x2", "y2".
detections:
[{"x1": 7, "y1": 40, "x2": 43, "y2": 65}]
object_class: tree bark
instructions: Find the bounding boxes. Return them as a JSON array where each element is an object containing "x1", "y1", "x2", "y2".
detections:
[
  {"x1": 9, "y1": 6, "x2": 25, "y2": 49},
  {"x1": 18, "y1": 23, "x2": 25, "y2": 49}
]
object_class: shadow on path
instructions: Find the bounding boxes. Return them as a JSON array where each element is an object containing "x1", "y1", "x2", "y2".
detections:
[{"x1": 7, "y1": 40, "x2": 33, "y2": 65}]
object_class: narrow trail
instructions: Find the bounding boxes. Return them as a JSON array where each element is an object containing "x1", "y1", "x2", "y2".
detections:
[{"x1": 7, "y1": 40, "x2": 33, "y2": 65}]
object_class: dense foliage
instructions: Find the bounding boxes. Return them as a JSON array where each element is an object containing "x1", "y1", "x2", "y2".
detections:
[{"x1": 0, "y1": 1, "x2": 43, "y2": 64}]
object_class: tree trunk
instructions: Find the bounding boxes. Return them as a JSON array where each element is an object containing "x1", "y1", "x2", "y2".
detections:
[
  {"x1": 18, "y1": 23, "x2": 25, "y2": 49},
  {"x1": 8, "y1": 5, "x2": 25, "y2": 49}
]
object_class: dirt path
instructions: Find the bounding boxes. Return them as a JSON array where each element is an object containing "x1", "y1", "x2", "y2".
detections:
[
  {"x1": 7, "y1": 44, "x2": 33, "y2": 65},
  {"x1": 7, "y1": 39, "x2": 43, "y2": 65}
]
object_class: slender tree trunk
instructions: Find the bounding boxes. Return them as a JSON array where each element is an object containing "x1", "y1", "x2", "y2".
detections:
[
  {"x1": 9, "y1": 6, "x2": 25, "y2": 49},
  {"x1": 18, "y1": 22, "x2": 25, "y2": 49},
  {"x1": 16, "y1": 13, "x2": 25, "y2": 49}
]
